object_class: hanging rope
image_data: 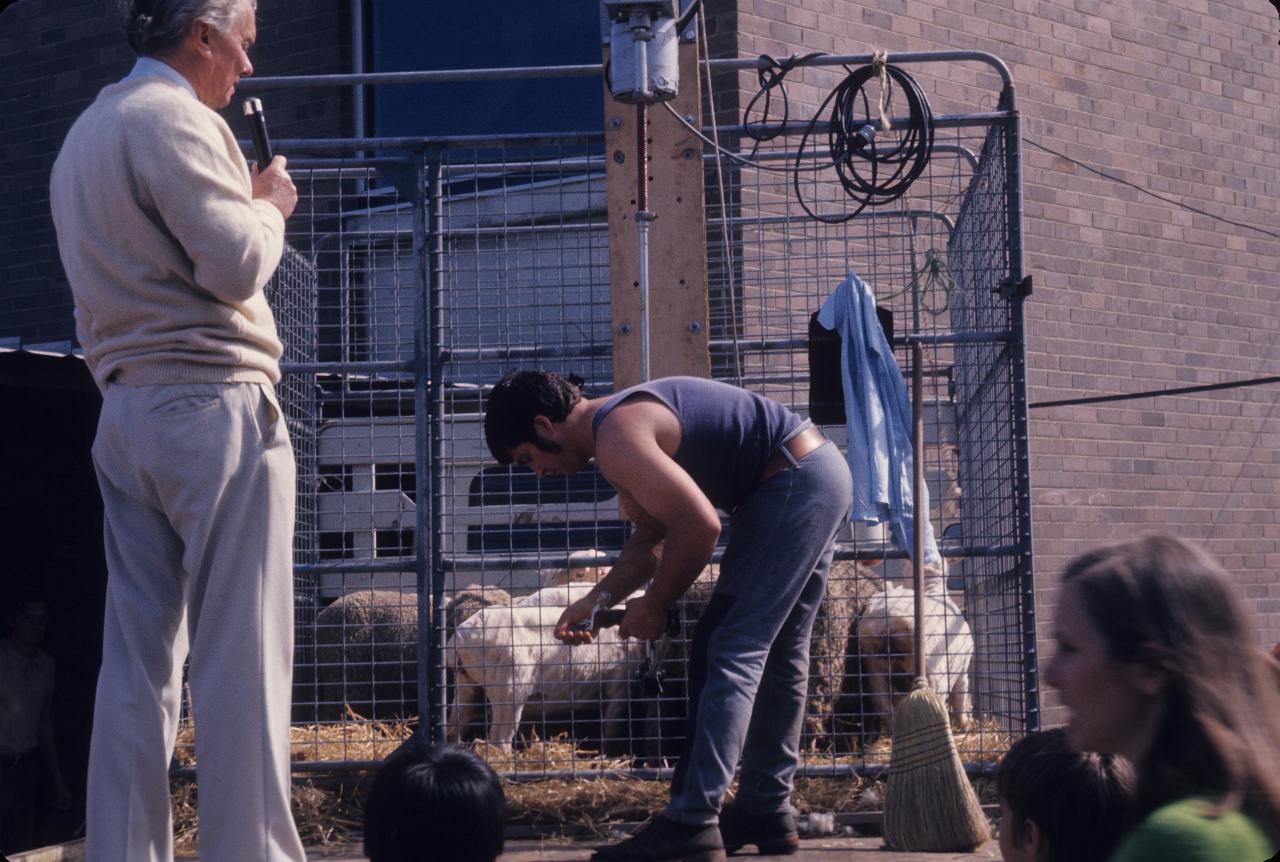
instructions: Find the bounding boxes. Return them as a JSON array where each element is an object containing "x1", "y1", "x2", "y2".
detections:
[
  {"x1": 874, "y1": 247, "x2": 955, "y2": 317},
  {"x1": 914, "y1": 248, "x2": 954, "y2": 316},
  {"x1": 871, "y1": 49, "x2": 892, "y2": 131}
]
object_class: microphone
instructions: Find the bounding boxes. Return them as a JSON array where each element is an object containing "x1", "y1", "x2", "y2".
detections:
[{"x1": 242, "y1": 97, "x2": 273, "y2": 167}]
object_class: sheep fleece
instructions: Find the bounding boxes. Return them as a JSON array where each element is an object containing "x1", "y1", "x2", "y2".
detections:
[{"x1": 446, "y1": 582, "x2": 645, "y2": 747}]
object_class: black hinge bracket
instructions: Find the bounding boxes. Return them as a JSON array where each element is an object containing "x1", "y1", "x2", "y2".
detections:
[{"x1": 998, "y1": 275, "x2": 1033, "y2": 299}]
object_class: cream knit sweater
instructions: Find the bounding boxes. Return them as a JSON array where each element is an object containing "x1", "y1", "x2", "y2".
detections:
[{"x1": 50, "y1": 72, "x2": 287, "y2": 390}]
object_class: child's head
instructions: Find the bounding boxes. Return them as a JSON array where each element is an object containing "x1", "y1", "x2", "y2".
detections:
[
  {"x1": 997, "y1": 728, "x2": 1134, "y2": 862},
  {"x1": 363, "y1": 740, "x2": 505, "y2": 862}
]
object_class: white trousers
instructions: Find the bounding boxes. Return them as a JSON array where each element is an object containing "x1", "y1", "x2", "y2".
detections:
[{"x1": 87, "y1": 383, "x2": 305, "y2": 862}]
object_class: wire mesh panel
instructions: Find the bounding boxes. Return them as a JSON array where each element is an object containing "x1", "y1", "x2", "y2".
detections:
[
  {"x1": 176, "y1": 245, "x2": 327, "y2": 767},
  {"x1": 948, "y1": 124, "x2": 1035, "y2": 735},
  {"x1": 268, "y1": 163, "x2": 425, "y2": 764},
  {"x1": 697, "y1": 97, "x2": 1030, "y2": 771},
  {"x1": 265, "y1": 247, "x2": 323, "y2": 724},
  {"x1": 431, "y1": 139, "x2": 653, "y2": 774},
  {"x1": 247, "y1": 52, "x2": 1033, "y2": 785},
  {"x1": 435, "y1": 140, "x2": 616, "y2": 580}
]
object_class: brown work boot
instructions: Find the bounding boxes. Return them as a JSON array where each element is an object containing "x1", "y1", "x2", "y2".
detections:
[
  {"x1": 718, "y1": 805, "x2": 800, "y2": 856},
  {"x1": 592, "y1": 815, "x2": 727, "y2": 862}
]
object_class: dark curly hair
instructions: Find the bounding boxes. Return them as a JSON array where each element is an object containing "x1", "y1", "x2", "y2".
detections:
[{"x1": 483, "y1": 370, "x2": 583, "y2": 464}]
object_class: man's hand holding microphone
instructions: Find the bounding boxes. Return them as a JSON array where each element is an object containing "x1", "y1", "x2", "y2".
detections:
[{"x1": 244, "y1": 97, "x2": 296, "y2": 220}]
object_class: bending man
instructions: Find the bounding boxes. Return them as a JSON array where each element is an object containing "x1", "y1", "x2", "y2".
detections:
[{"x1": 484, "y1": 371, "x2": 852, "y2": 862}]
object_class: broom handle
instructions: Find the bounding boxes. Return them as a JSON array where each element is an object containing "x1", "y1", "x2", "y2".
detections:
[{"x1": 912, "y1": 341, "x2": 926, "y2": 687}]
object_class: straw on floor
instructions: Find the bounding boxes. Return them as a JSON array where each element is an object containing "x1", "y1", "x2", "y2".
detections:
[{"x1": 170, "y1": 714, "x2": 1007, "y2": 852}]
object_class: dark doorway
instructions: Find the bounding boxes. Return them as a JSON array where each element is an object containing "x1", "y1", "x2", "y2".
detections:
[{"x1": 0, "y1": 350, "x2": 105, "y2": 851}]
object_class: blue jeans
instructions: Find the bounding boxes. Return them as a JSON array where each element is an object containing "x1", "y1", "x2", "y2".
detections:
[{"x1": 666, "y1": 441, "x2": 853, "y2": 824}]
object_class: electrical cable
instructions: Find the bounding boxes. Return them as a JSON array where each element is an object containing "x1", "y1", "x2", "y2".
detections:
[
  {"x1": 668, "y1": 54, "x2": 939, "y2": 223},
  {"x1": 1031, "y1": 370, "x2": 1280, "y2": 546},
  {"x1": 694, "y1": 6, "x2": 743, "y2": 385},
  {"x1": 1029, "y1": 374, "x2": 1280, "y2": 410},
  {"x1": 741, "y1": 52, "x2": 826, "y2": 160},
  {"x1": 793, "y1": 58, "x2": 935, "y2": 224},
  {"x1": 1019, "y1": 140, "x2": 1280, "y2": 543},
  {"x1": 658, "y1": 102, "x2": 822, "y2": 173},
  {"x1": 670, "y1": 75, "x2": 1274, "y2": 244},
  {"x1": 1026, "y1": 138, "x2": 1280, "y2": 241}
]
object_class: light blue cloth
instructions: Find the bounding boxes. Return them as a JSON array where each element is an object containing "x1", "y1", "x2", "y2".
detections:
[{"x1": 816, "y1": 272, "x2": 941, "y2": 566}]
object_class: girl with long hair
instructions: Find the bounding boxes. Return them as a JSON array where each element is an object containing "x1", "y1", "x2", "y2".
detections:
[{"x1": 1045, "y1": 534, "x2": 1280, "y2": 860}]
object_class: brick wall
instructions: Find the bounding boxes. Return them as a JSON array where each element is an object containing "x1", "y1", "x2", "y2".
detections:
[
  {"x1": 727, "y1": 0, "x2": 1280, "y2": 726},
  {"x1": 0, "y1": 0, "x2": 350, "y2": 346},
  {"x1": 0, "y1": 2, "x2": 129, "y2": 344}
]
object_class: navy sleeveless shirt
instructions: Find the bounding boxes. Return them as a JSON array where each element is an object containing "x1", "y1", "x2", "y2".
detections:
[{"x1": 590, "y1": 376, "x2": 804, "y2": 511}]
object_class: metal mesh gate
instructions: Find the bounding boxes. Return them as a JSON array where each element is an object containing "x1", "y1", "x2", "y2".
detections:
[
  {"x1": 208, "y1": 51, "x2": 1034, "y2": 782},
  {"x1": 263, "y1": 248, "x2": 323, "y2": 723}
]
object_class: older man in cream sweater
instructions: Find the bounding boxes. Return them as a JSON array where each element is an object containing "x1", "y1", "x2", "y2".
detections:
[{"x1": 49, "y1": 1, "x2": 304, "y2": 859}]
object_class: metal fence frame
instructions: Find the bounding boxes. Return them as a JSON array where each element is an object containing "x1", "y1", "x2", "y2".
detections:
[{"x1": 224, "y1": 50, "x2": 1034, "y2": 780}]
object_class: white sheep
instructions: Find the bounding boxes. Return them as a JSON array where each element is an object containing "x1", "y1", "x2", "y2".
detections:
[
  {"x1": 445, "y1": 581, "x2": 646, "y2": 749},
  {"x1": 854, "y1": 575, "x2": 974, "y2": 735}
]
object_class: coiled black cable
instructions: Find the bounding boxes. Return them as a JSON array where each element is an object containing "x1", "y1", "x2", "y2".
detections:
[
  {"x1": 793, "y1": 60, "x2": 935, "y2": 224},
  {"x1": 741, "y1": 52, "x2": 825, "y2": 160}
]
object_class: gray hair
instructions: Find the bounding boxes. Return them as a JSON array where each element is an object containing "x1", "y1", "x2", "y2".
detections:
[{"x1": 119, "y1": 0, "x2": 255, "y2": 57}]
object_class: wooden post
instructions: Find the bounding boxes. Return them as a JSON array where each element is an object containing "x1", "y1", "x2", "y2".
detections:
[{"x1": 604, "y1": 36, "x2": 710, "y2": 389}]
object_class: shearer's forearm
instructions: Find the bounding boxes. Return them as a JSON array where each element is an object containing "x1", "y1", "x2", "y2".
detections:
[
  {"x1": 589, "y1": 523, "x2": 663, "y2": 605},
  {"x1": 642, "y1": 518, "x2": 719, "y2": 611}
]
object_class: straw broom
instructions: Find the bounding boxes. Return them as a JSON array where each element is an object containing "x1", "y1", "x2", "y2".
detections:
[{"x1": 882, "y1": 342, "x2": 990, "y2": 851}]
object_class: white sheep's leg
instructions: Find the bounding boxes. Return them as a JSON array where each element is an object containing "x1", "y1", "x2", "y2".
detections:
[
  {"x1": 485, "y1": 681, "x2": 527, "y2": 750},
  {"x1": 447, "y1": 666, "x2": 484, "y2": 743},
  {"x1": 949, "y1": 669, "x2": 974, "y2": 731}
]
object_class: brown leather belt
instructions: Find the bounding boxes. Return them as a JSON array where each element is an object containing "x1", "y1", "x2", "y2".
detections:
[{"x1": 758, "y1": 425, "x2": 828, "y2": 486}]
